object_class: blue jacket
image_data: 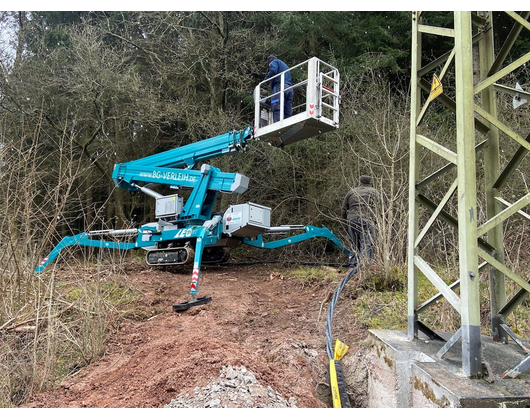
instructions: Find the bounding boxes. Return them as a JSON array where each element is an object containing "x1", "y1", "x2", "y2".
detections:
[{"x1": 264, "y1": 58, "x2": 292, "y2": 91}]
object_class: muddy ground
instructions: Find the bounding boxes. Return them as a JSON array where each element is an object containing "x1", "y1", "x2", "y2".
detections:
[{"x1": 21, "y1": 261, "x2": 370, "y2": 408}]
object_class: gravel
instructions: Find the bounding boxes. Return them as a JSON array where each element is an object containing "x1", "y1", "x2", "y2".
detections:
[{"x1": 164, "y1": 365, "x2": 298, "y2": 408}]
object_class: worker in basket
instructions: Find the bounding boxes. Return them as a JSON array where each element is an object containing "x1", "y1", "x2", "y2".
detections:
[{"x1": 264, "y1": 55, "x2": 293, "y2": 123}]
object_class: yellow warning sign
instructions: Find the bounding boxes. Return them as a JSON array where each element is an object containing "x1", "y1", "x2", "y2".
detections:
[{"x1": 429, "y1": 74, "x2": 443, "y2": 101}]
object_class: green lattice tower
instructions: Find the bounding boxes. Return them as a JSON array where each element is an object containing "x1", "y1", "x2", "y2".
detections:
[{"x1": 408, "y1": 11, "x2": 530, "y2": 378}]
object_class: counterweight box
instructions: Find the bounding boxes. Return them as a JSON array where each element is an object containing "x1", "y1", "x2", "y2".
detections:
[{"x1": 223, "y1": 203, "x2": 270, "y2": 238}]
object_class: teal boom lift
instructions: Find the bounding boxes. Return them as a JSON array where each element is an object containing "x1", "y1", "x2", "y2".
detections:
[{"x1": 35, "y1": 57, "x2": 347, "y2": 311}]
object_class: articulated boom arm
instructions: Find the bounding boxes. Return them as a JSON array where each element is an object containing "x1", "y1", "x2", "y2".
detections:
[{"x1": 112, "y1": 127, "x2": 253, "y2": 194}]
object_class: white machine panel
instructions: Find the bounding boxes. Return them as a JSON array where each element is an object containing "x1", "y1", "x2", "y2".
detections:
[
  {"x1": 223, "y1": 202, "x2": 271, "y2": 238},
  {"x1": 156, "y1": 194, "x2": 183, "y2": 218}
]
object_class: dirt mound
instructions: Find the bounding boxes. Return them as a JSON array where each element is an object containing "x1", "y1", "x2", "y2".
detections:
[{"x1": 22, "y1": 263, "x2": 368, "y2": 408}]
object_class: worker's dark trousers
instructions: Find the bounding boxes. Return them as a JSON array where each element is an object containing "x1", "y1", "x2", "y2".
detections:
[
  {"x1": 271, "y1": 84, "x2": 293, "y2": 123},
  {"x1": 347, "y1": 217, "x2": 375, "y2": 268}
]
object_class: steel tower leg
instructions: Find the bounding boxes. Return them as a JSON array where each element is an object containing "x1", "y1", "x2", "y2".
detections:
[{"x1": 453, "y1": 11, "x2": 482, "y2": 377}]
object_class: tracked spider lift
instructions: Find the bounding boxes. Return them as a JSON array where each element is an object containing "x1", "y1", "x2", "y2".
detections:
[{"x1": 36, "y1": 57, "x2": 345, "y2": 311}]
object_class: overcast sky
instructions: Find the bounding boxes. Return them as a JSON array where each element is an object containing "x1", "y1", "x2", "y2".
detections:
[{"x1": 0, "y1": 12, "x2": 14, "y2": 65}]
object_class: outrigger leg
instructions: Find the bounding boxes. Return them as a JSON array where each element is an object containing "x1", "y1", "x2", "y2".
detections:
[
  {"x1": 172, "y1": 231, "x2": 212, "y2": 312},
  {"x1": 35, "y1": 230, "x2": 139, "y2": 273}
]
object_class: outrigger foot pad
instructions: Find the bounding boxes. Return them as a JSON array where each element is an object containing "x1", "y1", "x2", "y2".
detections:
[{"x1": 172, "y1": 296, "x2": 212, "y2": 312}]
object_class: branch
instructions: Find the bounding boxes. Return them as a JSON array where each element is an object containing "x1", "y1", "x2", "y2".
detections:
[
  {"x1": 105, "y1": 31, "x2": 163, "y2": 65},
  {"x1": 0, "y1": 301, "x2": 76, "y2": 333},
  {"x1": 43, "y1": 113, "x2": 114, "y2": 187},
  {"x1": 199, "y1": 11, "x2": 226, "y2": 40}
]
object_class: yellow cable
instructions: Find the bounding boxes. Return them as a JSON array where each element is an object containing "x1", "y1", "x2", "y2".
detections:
[{"x1": 329, "y1": 359, "x2": 342, "y2": 408}]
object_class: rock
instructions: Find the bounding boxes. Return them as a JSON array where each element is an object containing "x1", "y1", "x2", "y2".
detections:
[{"x1": 164, "y1": 365, "x2": 297, "y2": 408}]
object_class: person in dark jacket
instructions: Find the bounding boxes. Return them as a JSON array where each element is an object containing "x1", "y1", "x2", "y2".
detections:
[
  {"x1": 341, "y1": 175, "x2": 380, "y2": 269},
  {"x1": 264, "y1": 55, "x2": 293, "y2": 123}
]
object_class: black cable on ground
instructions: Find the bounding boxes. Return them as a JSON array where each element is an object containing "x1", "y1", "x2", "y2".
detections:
[
  {"x1": 326, "y1": 265, "x2": 357, "y2": 359},
  {"x1": 325, "y1": 264, "x2": 358, "y2": 408},
  {"x1": 216, "y1": 260, "x2": 347, "y2": 268}
]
